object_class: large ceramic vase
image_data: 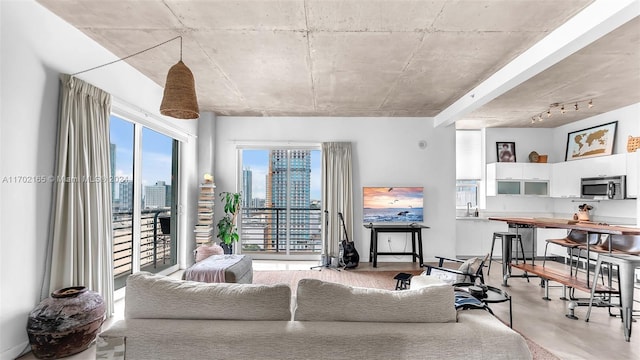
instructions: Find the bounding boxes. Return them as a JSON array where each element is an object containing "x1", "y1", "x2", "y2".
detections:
[{"x1": 27, "y1": 286, "x2": 105, "y2": 359}]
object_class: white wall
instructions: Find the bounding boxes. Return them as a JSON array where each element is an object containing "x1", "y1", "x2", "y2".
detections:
[
  {"x1": 0, "y1": 2, "x2": 197, "y2": 358},
  {"x1": 212, "y1": 116, "x2": 457, "y2": 263},
  {"x1": 551, "y1": 103, "x2": 639, "y2": 161}
]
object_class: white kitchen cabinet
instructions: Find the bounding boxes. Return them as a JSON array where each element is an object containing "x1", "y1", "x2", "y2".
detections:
[
  {"x1": 495, "y1": 163, "x2": 523, "y2": 179},
  {"x1": 487, "y1": 163, "x2": 550, "y2": 196},
  {"x1": 578, "y1": 153, "x2": 627, "y2": 178},
  {"x1": 521, "y1": 163, "x2": 551, "y2": 180},
  {"x1": 456, "y1": 219, "x2": 508, "y2": 257},
  {"x1": 627, "y1": 152, "x2": 638, "y2": 198},
  {"x1": 523, "y1": 181, "x2": 549, "y2": 196},
  {"x1": 550, "y1": 154, "x2": 628, "y2": 198},
  {"x1": 550, "y1": 161, "x2": 582, "y2": 198}
]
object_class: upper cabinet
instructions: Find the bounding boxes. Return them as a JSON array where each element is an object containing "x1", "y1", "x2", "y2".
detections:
[
  {"x1": 549, "y1": 153, "x2": 630, "y2": 198},
  {"x1": 488, "y1": 163, "x2": 551, "y2": 180},
  {"x1": 489, "y1": 154, "x2": 633, "y2": 198},
  {"x1": 550, "y1": 161, "x2": 582, "y2": 198},
  {"x1": 487, "y1": 163, "x2": 550, "y2": 196}
]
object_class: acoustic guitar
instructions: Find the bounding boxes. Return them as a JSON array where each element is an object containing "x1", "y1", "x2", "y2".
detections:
[{"x1": 338, "y1": 212, "x2": 359, "y2": 269}]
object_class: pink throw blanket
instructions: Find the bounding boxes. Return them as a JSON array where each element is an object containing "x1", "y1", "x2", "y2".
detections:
[{"x1": 183, "y1": 255, "x2": 245, "y2": 283}]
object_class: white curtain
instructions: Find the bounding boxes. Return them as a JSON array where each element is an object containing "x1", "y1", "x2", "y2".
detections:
[
  {"x1": 45, "y1": 74, "x2": 114, "y2": 316},
  {"x1": 321, "y1": 142, "x2": 353, "y2": 259}
]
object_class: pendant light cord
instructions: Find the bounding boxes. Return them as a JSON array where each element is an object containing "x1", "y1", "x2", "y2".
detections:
[{"x1": 71, "y1": 36, "x2": 182, "y2": 76}]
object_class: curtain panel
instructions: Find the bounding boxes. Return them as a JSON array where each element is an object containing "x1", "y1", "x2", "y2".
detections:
[
  {"x1": 321, "y1": 142, "x2": 354, "y2": 259},
  {"x1": 45, "y1": 74, "x2": 114, "y2": 316}
]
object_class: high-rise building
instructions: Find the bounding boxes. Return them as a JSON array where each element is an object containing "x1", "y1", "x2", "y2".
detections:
[
  {"x1": 145, "y1": 181, "x2": 167, "y2": 209},
  {"x1": 266, "y1": 150, "x2": 311, "y2": 251},
  {"x1": 242, "y1": 169, "x2": 253, "y2": 208},
  {"x1": 118, "y1": 180, "x2": 134, "y2": 212}
]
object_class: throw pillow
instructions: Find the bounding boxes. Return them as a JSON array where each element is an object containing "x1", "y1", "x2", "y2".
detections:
[
  {"x1": 195, "y1": 243, "x2": 224, "y2": 262},
  {"x1": 294, "y1": 279, "x2": 456, "y2": 323},
  {"x1": 125, "y1": 272, "x2": 291, "y2": 321},
  {"x1": 456, "y1": 257, "x2": 482, "y2": 283}
]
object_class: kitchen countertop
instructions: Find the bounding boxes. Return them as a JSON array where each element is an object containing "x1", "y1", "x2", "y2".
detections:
[{"x1": 456, "y1": 213, "x2": 636, "y2": 226}]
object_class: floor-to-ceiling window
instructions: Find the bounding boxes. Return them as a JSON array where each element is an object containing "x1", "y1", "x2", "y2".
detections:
[
  {"x1": 239, "y1": 147, "x2": 321, "y2": 260},
  {"x1": 110, "y1": 114, "x2": 179, "y2": 289}
]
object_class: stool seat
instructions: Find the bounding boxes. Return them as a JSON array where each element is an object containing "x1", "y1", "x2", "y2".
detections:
[{"x1": 487, "y1": 232, "x2": 525, "y2": 276}]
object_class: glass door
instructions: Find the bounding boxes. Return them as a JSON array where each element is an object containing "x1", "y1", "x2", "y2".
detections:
[
  {"x1": 139, "y1": 128, "x2": 178, "y2": 274},
  {"x1": 239, "y1": 147, "x2": 321, "y2": 259}
]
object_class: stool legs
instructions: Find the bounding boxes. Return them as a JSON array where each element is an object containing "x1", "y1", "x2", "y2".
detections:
[{"x1": 487, "y1": 233, "x2": 501, "y2": 275}]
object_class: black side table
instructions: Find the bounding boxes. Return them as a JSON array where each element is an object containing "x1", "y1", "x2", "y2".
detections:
[
  {"x1": 393, "y1": 272, "x2": 413, "y2": 290},
  {"x1": 454, "y1": 282, "x2": 513, "y2": 327}
]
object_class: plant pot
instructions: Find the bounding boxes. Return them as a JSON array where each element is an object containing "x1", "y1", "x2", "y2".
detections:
[
  {"x1": 27, "y1": 286, "x2": 105, "y2": 359},
  {"x1": 220, "y1": 243, "x2": 233, "y2": 254}
]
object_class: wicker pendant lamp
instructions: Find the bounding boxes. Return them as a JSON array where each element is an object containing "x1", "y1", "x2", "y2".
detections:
[
  {"x1": 72, "y1": 36, "x2": 199, "y2": 120},
  {"x1": 160, "y1": 59, "x2": 199, "y2": 119},
  {"x1": 160, "y1": 36, "x2": 199, "y2": 119}
]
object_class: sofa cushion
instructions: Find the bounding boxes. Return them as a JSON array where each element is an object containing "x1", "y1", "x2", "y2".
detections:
[
  {"x1": 125, "y1": 272, "x2": 290, "y2": 320},
  {"x1": 294, "y1": 278, "x2": 456, "y2": 323}
]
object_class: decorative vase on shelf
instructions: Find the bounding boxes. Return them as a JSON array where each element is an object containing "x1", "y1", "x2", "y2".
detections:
[{"x1": 27, "y1": 286, "x2": 105, "y2": 359}]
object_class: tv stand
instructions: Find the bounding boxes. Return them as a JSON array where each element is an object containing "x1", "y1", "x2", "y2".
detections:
[{"x1": 364, "y1": 223, "x2": 428, "y2": 268}]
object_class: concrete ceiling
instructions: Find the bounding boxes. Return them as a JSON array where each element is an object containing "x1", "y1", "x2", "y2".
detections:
[{"x1": 36, "y1": 0, "x2": 640, "y2": 128}]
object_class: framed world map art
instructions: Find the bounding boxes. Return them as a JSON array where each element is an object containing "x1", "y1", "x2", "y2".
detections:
[{"x1": 565, "y1": 121, "x2": 617, "y2": 161}]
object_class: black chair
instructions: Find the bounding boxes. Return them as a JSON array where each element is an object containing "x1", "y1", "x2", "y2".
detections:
[{"x1": 424, "y1": 253, "x2": 489, "y2": 284}]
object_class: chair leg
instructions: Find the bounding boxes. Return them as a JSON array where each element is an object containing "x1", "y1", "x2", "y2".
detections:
[{"x1": 487, "y1": 234, "x2": 497, "y2": 275}]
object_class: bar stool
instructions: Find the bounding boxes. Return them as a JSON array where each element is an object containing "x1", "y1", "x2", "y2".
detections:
[
  {"x1": 586, "y1": 253, "x2": 640, "y2": 341},
  {"x1": 487, "y1": 232, "x2": 525, "y2": 275}
]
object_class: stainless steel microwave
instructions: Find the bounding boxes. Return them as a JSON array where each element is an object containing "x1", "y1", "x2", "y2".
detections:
[{"x1": 580, "y1": 175, "x2": 626, "y2": 200}]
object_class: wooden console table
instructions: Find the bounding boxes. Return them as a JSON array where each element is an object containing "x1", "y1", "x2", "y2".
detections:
[{"x1": 364, "y1": 223, "x2": 429, "y2": 268}]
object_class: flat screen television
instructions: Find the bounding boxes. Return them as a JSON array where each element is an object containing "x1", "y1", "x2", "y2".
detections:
[{"x1": 363, "y1": 187, "x2": 424, "y2": 223}]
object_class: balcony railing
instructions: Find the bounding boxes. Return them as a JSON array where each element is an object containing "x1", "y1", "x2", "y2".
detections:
[
  {"x1": 240, "y1": 207, "x2": 322, "y2": 254},
  {"x1": 113, "y1": 209, "x2": 172, "y2": 285}
]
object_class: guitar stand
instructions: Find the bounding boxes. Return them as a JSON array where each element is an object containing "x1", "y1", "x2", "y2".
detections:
[
  {"x1": 311, "y1": 210, "x2": 342, "y2": 271},
  {"x1": 310, "y1": 258, "x2": 342, "y2": 271}
]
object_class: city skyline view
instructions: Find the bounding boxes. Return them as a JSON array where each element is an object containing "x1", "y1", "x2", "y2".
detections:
[
  {"x1": 242, "y1": 149, "x2": 321, "y2": 202},
  {"x1": 110, "y1": 115, "x2": 173, "y2": 188}
]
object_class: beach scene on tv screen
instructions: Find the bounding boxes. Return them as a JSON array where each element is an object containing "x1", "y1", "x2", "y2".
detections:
[{"x1": 363, "y1": 187, "x2": 424, "y2": 223}]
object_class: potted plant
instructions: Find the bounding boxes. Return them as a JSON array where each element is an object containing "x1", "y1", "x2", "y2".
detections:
[{"x1": 216, "y1": 192, "x2": 241, "y2": 254}]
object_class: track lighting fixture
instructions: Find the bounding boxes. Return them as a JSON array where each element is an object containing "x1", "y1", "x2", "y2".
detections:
[{"x1": 529, "y1": 99, "x2": 595, "y2": 125}]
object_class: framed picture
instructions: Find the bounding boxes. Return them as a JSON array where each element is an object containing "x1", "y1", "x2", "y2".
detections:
[
  {"x1": 497, "y1": 142, "x2": 516, "y2": 162},
  {"x1": 565, "y1": 121, "x2": 617, "y2": 161}
]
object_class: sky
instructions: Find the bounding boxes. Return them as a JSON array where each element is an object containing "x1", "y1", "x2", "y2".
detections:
[
  {"x1": 242, "y1": 149, "x2": 321, "y2": 200},
  {"x1": 111, "y1": 116, "x2": 321, "y2": 201},
  {"x1": 110, "y1": 116, "x2": 173, "y2": 194}
]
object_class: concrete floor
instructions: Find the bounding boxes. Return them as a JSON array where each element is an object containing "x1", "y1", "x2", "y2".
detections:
[{"x1": 19, "y1": 259, "x2": 638, "y2": 360}]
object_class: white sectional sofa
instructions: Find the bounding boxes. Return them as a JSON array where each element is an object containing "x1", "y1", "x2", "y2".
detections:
[{"x1": 99, "y1": 272, "x2": 532, "y2": 359}]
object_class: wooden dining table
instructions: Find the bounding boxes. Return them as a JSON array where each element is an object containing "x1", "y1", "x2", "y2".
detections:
[{"x1": 487, "y1": 217, "x2": 640, "y2": 286}]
